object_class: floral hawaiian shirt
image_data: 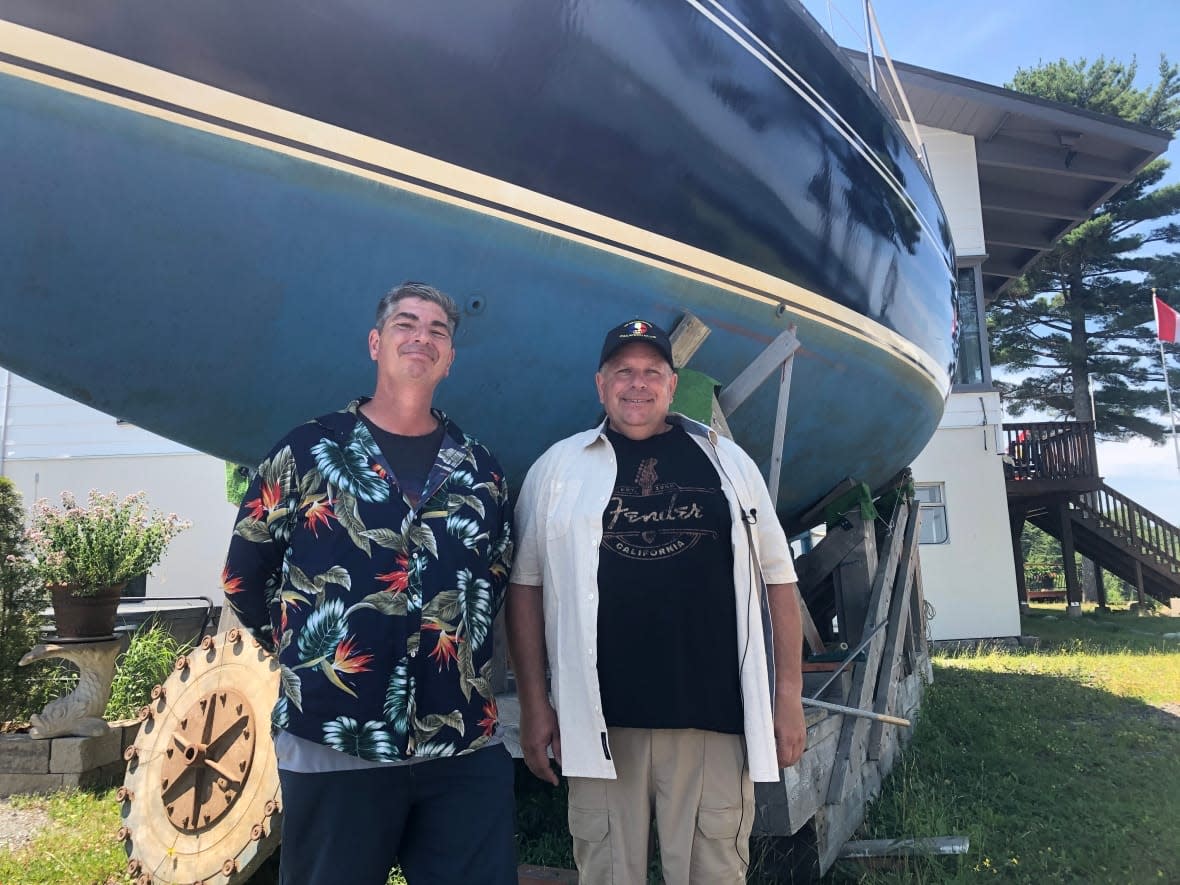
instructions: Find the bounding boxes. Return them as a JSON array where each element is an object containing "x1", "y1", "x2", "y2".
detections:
[{"x1": 222, "y1": 398, "x2": 513, "y2": 762}]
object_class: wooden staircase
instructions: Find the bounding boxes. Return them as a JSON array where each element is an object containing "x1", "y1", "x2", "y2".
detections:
[
  {"x1": 1026, "y1": 483, "x2": 1180, "y2": 604},
  {"x1": 1003, "y1": 421, "x2": 1180, "y2": 606}
]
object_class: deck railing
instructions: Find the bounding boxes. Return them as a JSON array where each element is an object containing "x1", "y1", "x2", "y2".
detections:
[
  {"x1": 1074, "y1": 482, "x2": 1180, "y2": 573},
  {"x1": 1002, "y1": 421, "x2": 1098, "y2": 482}
]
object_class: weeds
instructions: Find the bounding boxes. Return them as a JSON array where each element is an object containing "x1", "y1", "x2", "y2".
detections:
[{"x1": 104, "y1": 621, "x2": 189, "y2": 720}]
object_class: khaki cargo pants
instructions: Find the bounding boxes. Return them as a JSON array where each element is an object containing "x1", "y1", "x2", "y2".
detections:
[{"x1": 567, "y1": 728, "x2": 755, "y2": 885}]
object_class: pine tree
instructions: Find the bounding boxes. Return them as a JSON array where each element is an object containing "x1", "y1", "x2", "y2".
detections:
[{"x1": 989, "y1": 57, "x2": 1180, "y2": 440}]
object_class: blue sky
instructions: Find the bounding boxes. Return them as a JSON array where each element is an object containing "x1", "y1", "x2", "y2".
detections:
[{"x1": 799, "y1": 0, "x2": 1180, "y2": 524}]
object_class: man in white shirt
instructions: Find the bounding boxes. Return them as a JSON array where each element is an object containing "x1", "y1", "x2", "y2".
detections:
[{"x1": 506, "y1": 319, "x2": 806, "y2": 885}]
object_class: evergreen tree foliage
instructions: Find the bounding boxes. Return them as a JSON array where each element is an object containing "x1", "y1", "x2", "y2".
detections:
[{"x1": 989, "y1": 57, "x2": 1180, "y2": 440}]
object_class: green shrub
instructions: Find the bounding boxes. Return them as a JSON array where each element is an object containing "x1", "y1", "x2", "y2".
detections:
[
  {"x1": 105, "y1": 621, "x2": 189, "y2": 720},
  {"x1": 0, "y1": 477, "x2": 71, "y2": 726}
]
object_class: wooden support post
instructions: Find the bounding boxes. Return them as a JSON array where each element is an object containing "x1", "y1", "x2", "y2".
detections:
[
  {"x1": 1058, "y1": 502, "x2": 1082, "y2": 619},
  {"x1": 1095, "y1": 563, "x2": 1108, "y2": 612},
  {"x1": 868, "y1": 503, "x2": 921, "y2": 760},
  {"x1": 669, "y1": 313, "x2": 711, "y2": 367},
  {"x1": 1134, "y1": 559, "x2": 1146, "y2": 611},
  {"x1": 906, "y1": 553, "x2": 932, "y2": 682},
  {"x1": 1010, "y1": 508, "x2": 1029, "y2": 613},
  {"x1": 826, "y1": 500, "x2": 909, "y2": 805},
  {"x1": 833, "y1": 509, "x2": 878, "y2": 647},
  {"x1": 717, "y1": 327, "x2": 801, "y2": 417},
  {"x1": 766, "y1": 327, "x2": 797, "y2": 508}
]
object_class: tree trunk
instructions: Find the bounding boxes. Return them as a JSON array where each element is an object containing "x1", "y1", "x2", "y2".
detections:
[{"x1": 1068, "y1": 277, "x2": 1092, "y2": 421}]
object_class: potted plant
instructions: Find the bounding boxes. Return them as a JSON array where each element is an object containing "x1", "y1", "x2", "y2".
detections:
[{"x1": 25, "y1": 491, "x2": 189, "y2": 639}]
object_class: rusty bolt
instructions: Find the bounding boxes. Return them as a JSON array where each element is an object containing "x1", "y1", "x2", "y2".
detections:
[
  {"x1": 137, "y1": 705, "x2": 153, "y2": 723},
  {"x1": 137, "y1": 874, "x2": 153, "y2": 885},
  {"x1": 116, "y1": 786, "x2": 134, "y2": 803},
  {"x1": 127, "y1": 859, "x2": 142, "y2": 876},
  {"x1": 124, "y1": 745, "x2": 138, "y2": 762},
  {"x1": 200, "y1": 635, "x2": 216, "y2": 650},
  {"x1": 250, "y1": 823, "x2": 264, "y2": 841},
  {"x1": 115, "y1": 827, "x2": 131, "y2": 842},
  {"x1": 150, "y1": 684, "x2": 166, "y2": 700},
  {"x1": 174, "y1": 655, "x2": 190, "y2": 671},
  {"x1": 263, "y1": 799, "x2": 278, "y2": 816},
  {"x1": 222, "y1": 858, "x2": 238, "y2": 876},
  {"x1": 227, "y1": 628, "x2": 242, "y2": 644}
]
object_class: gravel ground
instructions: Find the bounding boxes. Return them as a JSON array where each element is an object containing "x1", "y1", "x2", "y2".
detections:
[{"x1": 0, "y1": 799, "x2": 50, "y2": 853}]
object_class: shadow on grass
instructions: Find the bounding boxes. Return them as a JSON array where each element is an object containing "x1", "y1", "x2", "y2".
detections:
[{"x1": 828, "y1": 662, "x2": 1180, "y2": 884}]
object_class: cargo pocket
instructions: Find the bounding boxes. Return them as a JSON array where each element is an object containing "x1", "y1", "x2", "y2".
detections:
[
  {"x1": 569, "y1": 805, "x2": 611, "y2": 883},
  {"x1": 696, "y1": 806, "x2": 742, "y2": 840},
  {"x1": 568, "y1": 806, "x2": 609, "y2": 843},
  {"x1": 694, "y1": 806, "x2": 746, "y2": 882}
]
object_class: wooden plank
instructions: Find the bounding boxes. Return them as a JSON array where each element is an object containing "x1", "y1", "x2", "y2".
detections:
[
  {"x1": 867, "y1": 503, "x2": 921, "y2": 759},
  {"x1": 787, "y1": 477, "x2": 861, "y2": 536},
  {"x1": 825, "y1": 500, "x2": 909, "y2": 805},
  {"x1": 766, "y1": 332, "x2": 797, "y2": 508},
  {"x1": 833, "y1": 509, "x2": 878, "y2": 647},
  {"x1": 709, "y1": 394, "x2": 733, "y2": 439},
  {"x1": 796, "y1": 522, "x2": 864, "y2": 591},
  {"x1": 754, "y1": 712, "x2": 843, "y2": 836},
  {"x1": 796, "y1": 585, "x2": 826, "y2": 657},
  {"x1": 911, "y1": 557, "x2": 932, "y2": 681},
  {"x1": 717, "y1": 327, "x2": 801, "y2": 416},
  {"x1": 668, "y1": 313, "x2": 711, "y2": 367}
]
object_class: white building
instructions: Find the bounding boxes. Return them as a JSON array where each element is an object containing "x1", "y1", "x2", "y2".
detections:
[
  {"x1": 0, "y1": 369, "x2": 234, "y2": 600},
  {"x1": 890, "y1": 61, "x2": 1171, "y2": 640}
]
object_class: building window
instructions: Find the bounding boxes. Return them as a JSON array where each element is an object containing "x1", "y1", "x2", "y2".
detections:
[
  {"x1": 953, "y1": 266, "x2": 984, "y2": 386},
  {"x1": 915, "y1": 483, "x2": 948, "y2": 544}
]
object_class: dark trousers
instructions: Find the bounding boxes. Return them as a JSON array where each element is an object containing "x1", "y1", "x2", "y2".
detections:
[{"x1": 277, "y1": 744, "x2": 517, "y2": 885}]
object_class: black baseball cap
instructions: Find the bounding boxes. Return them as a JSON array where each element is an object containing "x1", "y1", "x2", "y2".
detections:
[{"x1": 599, "y1": 319, "x2": 674, "y2": 368}]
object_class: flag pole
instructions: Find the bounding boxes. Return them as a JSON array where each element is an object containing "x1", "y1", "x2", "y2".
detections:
[{"x1": 1155, "y1": 288, "x2": 1180, "y2": 472}]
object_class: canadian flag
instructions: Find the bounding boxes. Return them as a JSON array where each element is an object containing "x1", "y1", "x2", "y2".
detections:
[{"x1": 1156, "y1": 295, "x2": 1180, "y2": 344}]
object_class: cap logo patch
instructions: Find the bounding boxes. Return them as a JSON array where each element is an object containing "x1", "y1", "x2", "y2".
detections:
[{"x1": 623, "y1": 320, "x2": 652, "y2": 336}]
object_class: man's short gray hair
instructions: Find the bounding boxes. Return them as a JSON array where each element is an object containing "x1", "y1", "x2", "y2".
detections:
[{"x1": 374, "y1": 282, "x2": 460, "y2": 335}]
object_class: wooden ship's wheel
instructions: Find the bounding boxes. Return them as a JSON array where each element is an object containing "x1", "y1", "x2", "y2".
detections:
[{"x1": 118, "y1": 630, "x2": 282, "y2": 885}]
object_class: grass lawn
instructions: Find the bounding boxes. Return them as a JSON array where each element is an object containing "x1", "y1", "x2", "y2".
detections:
[
  {"x1": 831, "y1": 606, "x2": 1180, "y2": 884},
  {"x1": 2, "y1": 606, "x2": 1176, "y2": 884},
  {"x1": 0, "y1": 789, "x2": 126, "y2": 885}
]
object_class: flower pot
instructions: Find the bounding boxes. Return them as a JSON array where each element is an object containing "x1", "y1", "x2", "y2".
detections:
[{"x1": 49, "y1": 583, "x2": 126, "y2": 639}]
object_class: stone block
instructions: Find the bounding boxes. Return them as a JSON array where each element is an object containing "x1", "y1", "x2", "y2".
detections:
[
  {"x1": 0, "y1": 734, "x2": 51, "y2": 774},
  {"x1": 49, "y1": 728, "x2": 121, "y2": 774},
  {"x1": 64, "y1": 760, "x2": 126, "y2": 791},
  {"x1": 113, "y1": 719, "x2": 142, "y2": 754},
  {"x1": 0, "y1": 772, "x2": 64, "y2": 798}
]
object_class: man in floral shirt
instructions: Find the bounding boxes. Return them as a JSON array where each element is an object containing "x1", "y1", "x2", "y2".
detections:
[{"x1": 223, "y1": 282, "x2": 515, "y2": 885}]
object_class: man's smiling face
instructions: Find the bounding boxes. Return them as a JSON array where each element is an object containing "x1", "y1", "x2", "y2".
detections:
[{"x1": 595, "y1": 341, "x2": 678, "y2": 440}]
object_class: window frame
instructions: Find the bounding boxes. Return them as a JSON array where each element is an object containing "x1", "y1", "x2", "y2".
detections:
[{"x1": 914, "y1": 482, "x2": 949, "y2": 545}]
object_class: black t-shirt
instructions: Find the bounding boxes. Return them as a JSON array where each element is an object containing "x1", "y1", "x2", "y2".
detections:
[
  {"x1": 359, "y1": 413, "x2": 444, "y2": 506},
  {"x1": 596, "y1": 424, "x2": 742, "y2": 733}
]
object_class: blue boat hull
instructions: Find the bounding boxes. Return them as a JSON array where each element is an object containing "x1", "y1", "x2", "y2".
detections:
[{"x1": 0, "y1": 0, "x2": 955, "y2": 519}]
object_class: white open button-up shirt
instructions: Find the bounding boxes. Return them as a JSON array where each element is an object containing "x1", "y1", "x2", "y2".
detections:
[{"x1": 510, "y1": 414, "x2": 797, "y2": 782}]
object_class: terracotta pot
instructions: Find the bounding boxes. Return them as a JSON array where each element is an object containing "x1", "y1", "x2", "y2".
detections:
[{"x1": 49, "y1": 583, "x2": 126, "y2": 639}]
